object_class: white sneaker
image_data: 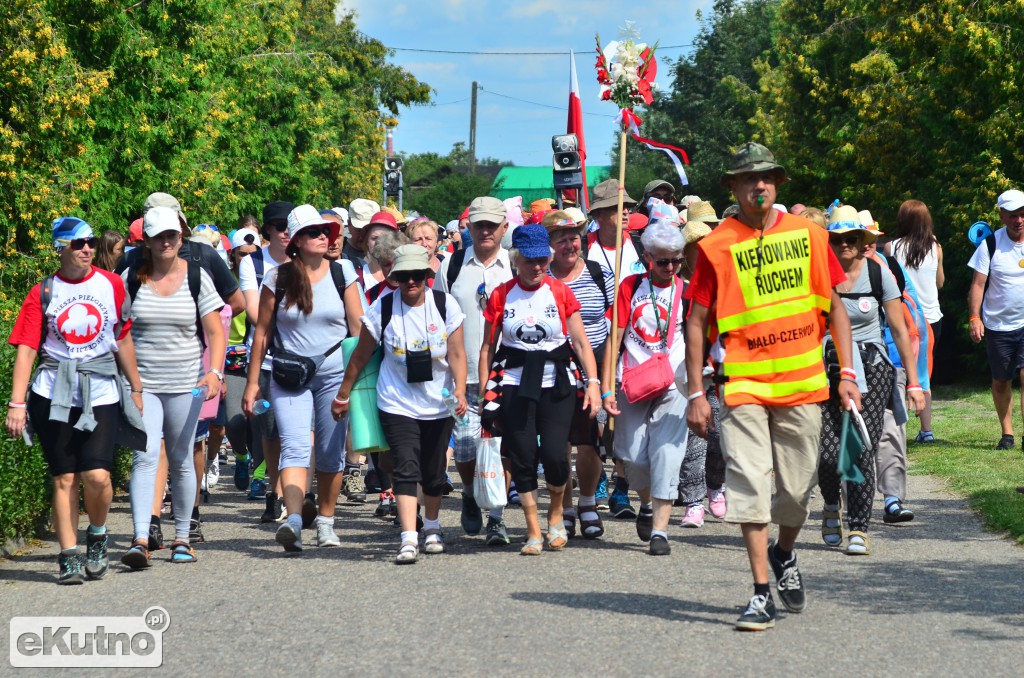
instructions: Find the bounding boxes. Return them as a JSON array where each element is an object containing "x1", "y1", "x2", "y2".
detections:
[
  {"x1": 316, "y1": 522, "x2": 340, "y2": 547},
  {"x1": 205, "y1": 457, "x2": 220, "y2": 489}
]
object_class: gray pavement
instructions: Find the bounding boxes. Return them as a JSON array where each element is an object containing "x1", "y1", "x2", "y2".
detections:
[{"x1": 2, "y1": 462, "x2": 1023, "y2": 676}]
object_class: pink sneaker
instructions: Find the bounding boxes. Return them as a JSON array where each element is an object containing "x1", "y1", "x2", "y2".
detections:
[
  {"x1": 708, "y1": 488, "x2": 727, "y2": 519},
  {"x1": 680, "y1": 504, "x2": 705, "y2": 528}
]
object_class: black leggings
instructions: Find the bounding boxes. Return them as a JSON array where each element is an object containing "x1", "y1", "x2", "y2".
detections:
[
  {"x1": 379, "y1": 411, "x2": 454, "y2": 498},
  {"x1": 498, "y1": 385, "x2": 574, "y2": 494},
  {"x1": 29, "y1": 395, "x2": 119, "y2": 476},
  {"x1": 818, "y1": 357, "x2": 894, "y2": 532}
]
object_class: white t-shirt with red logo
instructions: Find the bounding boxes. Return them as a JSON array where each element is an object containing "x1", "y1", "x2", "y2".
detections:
[
  {"x1": 484, "y1": 278, "x2": 580, "y2": 387},
  {"x1": 8, "y1": 267, "x2": 132, "y2": 407},
  {"x1": 609, "y1": 273, "x2": 687, "y2": 390}
]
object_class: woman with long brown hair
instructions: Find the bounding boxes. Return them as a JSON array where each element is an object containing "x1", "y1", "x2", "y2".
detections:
[
  {"x1": 93, "y1": 230, "x2": 126, "y2": 271},
  {"x1": 242, "y1": 205, "x2": 362, "y2": 552},
  {"x1": 885, "y1": 199, "x2": 944, "y2": 442}
]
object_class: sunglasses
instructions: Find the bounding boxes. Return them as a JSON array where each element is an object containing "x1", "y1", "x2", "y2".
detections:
[
  {"x1": 300, "y1": 226, "x2": 331, "y2": 239},
  {"x1": 65, "y1": 237, "x2": 99, "y2": 250},
  {"x1": 653, "y1": 257, "x2": 684, "y2": 267},
  {"x1": 830, "y1": 234, "x2": 861, "y2": 247},
  {"x1": 392, "y1": 270, "x2": 427, "y2": 284},
  {"x1": 194, "y1": 224, "x2": 218, "y2": 233},
  {"x1": 268, "y1": 222, "x2": 289, "y2": 233},
  {"x1": 476, "y1": 282, "x2": 488, "y2": 311}
]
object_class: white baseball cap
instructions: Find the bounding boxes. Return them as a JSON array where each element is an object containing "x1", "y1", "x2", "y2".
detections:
[
  {"x1": 143, "y1": 206, "x2": 183, "y2": 237},
  {"x1": 230, "y1": 229, "x2": 259, "y2": 249},
  {"x1": 348, "y1": 199, "x2": 380, "y2": 229},
  {"x1": 996, "y1": 189, "x2": 1024, "y2": 212}
]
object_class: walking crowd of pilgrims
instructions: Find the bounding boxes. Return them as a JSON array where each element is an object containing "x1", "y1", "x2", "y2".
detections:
[{"x1": 23, "y1": 138, "x2": 1021, "y2": 632}]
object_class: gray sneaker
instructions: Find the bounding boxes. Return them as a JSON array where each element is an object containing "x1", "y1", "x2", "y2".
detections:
[
  {"x1": 85, "y1": 531, "x2": 108, "y2": 579},
  {"x1": 316, "y1": 522, "x2": 340, "y2": 547},
  {"x1": 57, "y1": 551, "x2": 86, "y2": 585},
  {"x1": 484, "y1": 516, "x2": 510, "y2": 546},
  {"x1": 275, "y1": 522, "x2": 302, "y2": 552}
]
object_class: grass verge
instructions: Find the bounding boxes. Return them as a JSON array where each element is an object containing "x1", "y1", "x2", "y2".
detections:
[{"x1": 909, "y1": 384, "x2": 1024, "y2": 545}]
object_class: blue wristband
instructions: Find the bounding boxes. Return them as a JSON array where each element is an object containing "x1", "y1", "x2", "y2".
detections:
[{"x1": 601, "y1": 391, "x2": 613, "y2": 399}]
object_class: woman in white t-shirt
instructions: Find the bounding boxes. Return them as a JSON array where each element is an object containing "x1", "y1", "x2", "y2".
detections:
[
  {"x1": 243, "y1": 205, "x2": 362, "y2": 553},
  {"x1": 885, "y1": 199, "x2": 944, "y2": 442},
  {"x1": 334, "y1": 245, "x2": 468, "y2": 564},
  {"x1": 121, "y1": 206, "x2": 226, "y2": 568},
  {"x1": 603, "y1": 223, "x2": 691, "y2": 556},
  {"x1": 480, "y1": 224, "x2": 603, "y2": 556},
  {"x1": 7, "y1": 217, "x2": 144, "y2": 584}
]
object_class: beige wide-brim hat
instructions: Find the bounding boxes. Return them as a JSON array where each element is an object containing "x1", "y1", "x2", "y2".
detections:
[
  {"x1": 686, "y1": 200, "x2": 719, "y2": 224},
  {"x1": 682, "y1": 220, "x2": 713, "y2": 246},
  {"x1": 827, "y1": 205, "x2": 877, "y2": 244},
  {"x1": 388, "y1": 243, "x2": 433, "y2": 279}
]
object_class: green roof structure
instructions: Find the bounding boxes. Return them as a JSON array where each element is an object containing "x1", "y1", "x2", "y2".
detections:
[{"x1": 490, "y1": 165, "x2": 612, "y2": 206}]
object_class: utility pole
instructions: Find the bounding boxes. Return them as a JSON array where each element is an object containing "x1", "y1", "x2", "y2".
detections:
[{"x1": 469, "y1": 80, "x2": 478, "y2": 175}]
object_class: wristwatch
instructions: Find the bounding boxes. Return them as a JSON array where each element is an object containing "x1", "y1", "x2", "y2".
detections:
[{"x1": 208, "y1": 369, "x2": 224, "y2": 382}]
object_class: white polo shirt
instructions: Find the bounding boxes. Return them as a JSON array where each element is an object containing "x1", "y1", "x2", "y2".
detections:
[{"x1": 437, "y1": 246, "x2": 514, "y2": 385}]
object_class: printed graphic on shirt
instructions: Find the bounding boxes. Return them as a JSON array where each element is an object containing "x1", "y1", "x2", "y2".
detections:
[
  {"x1": 501, "y1": 291, "x2": 562, "y2": 349},
  {"x1": 627, "y1": 289, "x2": 679, "y2": 350},
  {"x1": 731, "y1": 230, "x2": 811, "y2": 308},
  {"x1": 49, "y1": 292, "x2": 116, "y2": 356}
]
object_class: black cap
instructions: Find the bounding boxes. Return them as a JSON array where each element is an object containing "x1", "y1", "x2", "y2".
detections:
[{"x1": 263, "y1": 201, "x2": 294, "y2": 225}]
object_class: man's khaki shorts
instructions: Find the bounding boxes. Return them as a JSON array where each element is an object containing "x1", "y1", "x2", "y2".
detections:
[{"x1": 719, "y1": 403, "x2": 822, "y2": 526}]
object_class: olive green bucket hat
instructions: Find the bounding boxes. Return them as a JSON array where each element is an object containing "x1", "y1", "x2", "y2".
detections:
[{"x1": 720, "y1": 142, "x2": 788, "y2": 187}]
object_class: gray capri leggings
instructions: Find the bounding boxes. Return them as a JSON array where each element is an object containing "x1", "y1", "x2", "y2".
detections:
[
  {"x1": 269, "y1": 370, "x2": 348, "y2": 473},
  {"x1": 130, "y1": 391, "x2": 201, "y2": 542}
]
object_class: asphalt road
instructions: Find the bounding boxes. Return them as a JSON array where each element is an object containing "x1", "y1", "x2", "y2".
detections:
[{"x1": 2, "y1": 461, "x2": 1023, "y2": 677}]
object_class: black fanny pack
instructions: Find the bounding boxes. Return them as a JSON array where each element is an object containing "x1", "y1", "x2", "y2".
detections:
[{"x1": 271, "y1": 342, "x2": 341, "y2": 390}]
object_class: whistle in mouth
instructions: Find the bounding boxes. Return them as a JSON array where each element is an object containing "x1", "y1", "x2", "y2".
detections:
[{"x1": 757, "y1": 196, "x2": 765, "y2": 205}]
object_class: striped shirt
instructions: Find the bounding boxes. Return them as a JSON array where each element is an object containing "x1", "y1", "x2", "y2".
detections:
[
  {"x1": 557, "y1": 264, "x2": 614, "y2": 350},
  {"x1": 125, "y1": 267, "x2": 223, "y2": 393}
]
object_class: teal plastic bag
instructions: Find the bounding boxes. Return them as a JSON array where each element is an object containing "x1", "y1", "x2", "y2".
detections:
[
  {"x1": 838, "y1": 409, "x2": 865, "y2": 483},
  {"x1": 341, "y1": 337, "x2": 389, "y2": 453}
]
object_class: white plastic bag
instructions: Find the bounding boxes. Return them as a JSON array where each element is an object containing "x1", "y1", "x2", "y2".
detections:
[{"x1": 473, "y1": 435, "x2": 507, "y2": 510}]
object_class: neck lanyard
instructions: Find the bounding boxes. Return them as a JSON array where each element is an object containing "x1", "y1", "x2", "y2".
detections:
[
  {"x1": 594, "y1": 234, "x2": 616, "y2": 275},
  {"x1": 397, "y1": 291, "x2": 432, "y2": 352},
  {"x1": 647, "y1": 275, "x2": 674, "y2": 343}
]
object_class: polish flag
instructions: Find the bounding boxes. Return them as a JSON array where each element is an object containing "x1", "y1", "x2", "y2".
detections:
[{"x1": 567, "y1": 50, "x2": 589, "y2": 210}]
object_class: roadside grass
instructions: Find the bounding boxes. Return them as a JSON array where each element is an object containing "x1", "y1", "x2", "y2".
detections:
[{"x1": 909, "y1": 384, "x2": 1024, "y2": 545}]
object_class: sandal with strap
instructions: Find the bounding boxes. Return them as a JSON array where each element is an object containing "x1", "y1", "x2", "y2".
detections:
[
  {"x1": 120, "y1": 540, "x2": 152, "y2": 570},
  {"x1": 845, "y1": 530, "x2": 871, "y2": 556},
  {"x1": 395, "y1": 540, "x2": 418, "y2": 564},
  {"x1": 562, "y1": 509, "x2": 577, "y2": 539},
  {"x1": 520, "y1": 537, "x2": 544, "y2": 556},
  {"x1": 545, "y1": 524, "x2": 568, "y2": 551},
  {"x1": 578, "y1": 503, "x2": 605, "y2": 539},
  {"x1": 423, "y1": 528, "x2": 444, "y2": 554},
  {"x1": 169, "y1": 541, "x2": 197, "y2": 564},
  {"x1": 821, "y1": 506, "x2": 843, "y2": 547},
  {"x1": 883, "y1": 501, "x2": 915, "y2": 524}
]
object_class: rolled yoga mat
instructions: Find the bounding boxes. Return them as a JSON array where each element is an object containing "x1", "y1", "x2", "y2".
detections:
[{"x1": 342, "y1": 337, "x2": 389, "y2": 453}]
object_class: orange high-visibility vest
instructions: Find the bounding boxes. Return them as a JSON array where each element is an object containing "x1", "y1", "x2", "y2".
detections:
[{"x1": 697, "y1": 213, "x2": 833, "y2": 407}]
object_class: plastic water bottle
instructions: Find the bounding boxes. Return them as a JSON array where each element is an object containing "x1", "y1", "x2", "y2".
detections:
[
  {"x1": 440, "y1": 388, "x2": 466, "y2": 425},
  {"x1": 192, "y1": 385, "x2": 209, "y2": 400},
  {"x1": 252, "y1": 399, "x2": 271, "y2": 416}
]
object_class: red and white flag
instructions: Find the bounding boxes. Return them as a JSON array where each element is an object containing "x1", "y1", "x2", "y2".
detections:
[{"x1": 566, "y1": 50, "x2": 589, "y2": 210}]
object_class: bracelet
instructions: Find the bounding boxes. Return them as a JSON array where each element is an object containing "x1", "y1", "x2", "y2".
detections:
[
  {"x1": 906, "y1": 385, "x2": 923, "y2": 392},
  {"x1": 601, "y1": 391, "x2": 613, "y2": 400},
  {"x1": 969, "y1": 316, "x2": 981, "y2": 322},
  {"x1": 585, "y1": 378, "x2": 601, "y2": 385},
  {"x1": 840, "y1": 377, "x2": 859, "y2": 385},
  {"x1": 333, "y1": 397, "x2": 350, "y2": 406},
  {"x1": 130, "y1": 387, "x2": 143, "y2": 394},
  {"x1": 208, "y1": 368, "x2": 224, "y2": 382},
  {"x1": 839, "y1": 368, "x2": 857, "y2": 379},
  {"x1": 8, "y1": 402, "x2": 26, "y2": 409},
  {"x1": 687, "y1": 391, "x2": 705, "y2": 401}
]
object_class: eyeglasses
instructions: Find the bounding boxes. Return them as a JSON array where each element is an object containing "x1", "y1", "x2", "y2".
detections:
[
  {"x1": 392, "y1": 270, "x2": 427, "y2": 284},
  {"x1": 830, "y1": 234, "x2": 861, "y2": 247},
  {"x1": 66, "y1": 237, "x2": 99, "y2": 250},
  {"x1": 300, "y1": 226, "x2": 331, "y2": 239},
  {"x1": 653, "y1": 257, "x2": 684, "y2": 267}
]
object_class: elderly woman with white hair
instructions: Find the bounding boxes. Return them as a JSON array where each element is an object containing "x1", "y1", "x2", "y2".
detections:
[{"x1": 602, "y1": 221, "x2": 690, "y2": 556}]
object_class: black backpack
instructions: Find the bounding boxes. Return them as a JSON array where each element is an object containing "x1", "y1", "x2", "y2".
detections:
[{"x1": 125, "y1": 256, "x2": 204, "y2": 348}]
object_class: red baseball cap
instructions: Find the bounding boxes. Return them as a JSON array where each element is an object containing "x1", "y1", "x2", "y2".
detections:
[
  {"x1": 128, "y1": 218, "x2": 144, "y2": 242},
  {"x1": 367, "y1": 211, "x2": 399, "y2": 230},
  {"x1": 460, "y1": 206, "x2": 470, "y2": 220},
  {"x1": 628, "y1": 213, "x2": 649, "y2": 231}
]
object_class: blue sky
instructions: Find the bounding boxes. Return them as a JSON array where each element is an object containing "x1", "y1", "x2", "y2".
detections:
[{"x1": 336, "y1": 0, "x2": 712, "y2": 167}]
